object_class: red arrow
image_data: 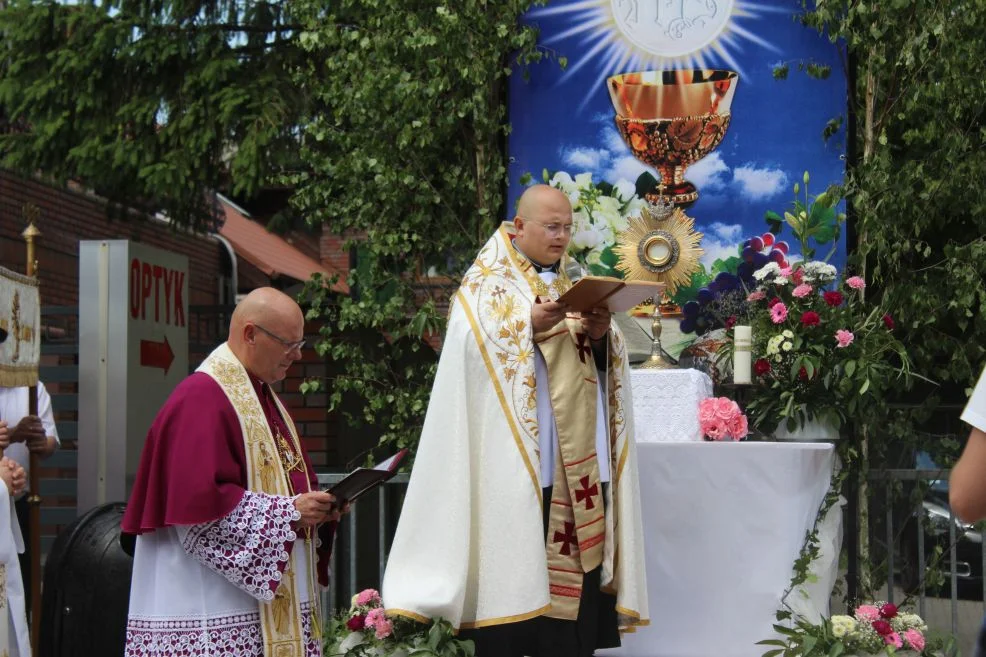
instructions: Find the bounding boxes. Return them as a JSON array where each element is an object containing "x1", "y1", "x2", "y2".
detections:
[{"x1": 140, "y1": 336, "x2": 174, "y2": 374}]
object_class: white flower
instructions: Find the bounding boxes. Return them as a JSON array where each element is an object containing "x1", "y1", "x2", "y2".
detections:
[
  {"x1": 782, "y1": 330, "x2": 794, "y2": 338},
  {"x1": 574, "y1": 172, "x2": 593, "y2": 190},
  {"x1": 624, "y1": 197, "x2": 646, "y2": 218},
  {"x1": 782, "y1": 341, "x2": 793, "y2": 351},
  {"x1": 753, "y1": 262, "x2": 781, "y2": 281},
  {"x1": 550, "y1": 171, "x2": 577, "y2": 195},
  {"x1": 830, "y1": 615, "x2": 857, "y2": 638},
  {"x1": 767, "y1": 334, "x2": 785, "y2": 355},
  {"x1": 571, "y1": 227, "x2": 604, "y2": 251},
  {"x1": 572, "y1": 209, "x2": 592, "y2": 233},
  {"x1": 586, "y1": 250, "x2": 603, "y2": 266},
  {"x1": 613, "y1": 178, "x2": 637, "y2": 202},
  {"x1": 800, "y1": 261, "x2": 837, "y2": 283}
]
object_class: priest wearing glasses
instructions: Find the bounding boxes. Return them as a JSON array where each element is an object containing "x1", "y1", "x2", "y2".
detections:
[
  {"x1": 384, "y1": 185, "x2": 649, "y2": 656},
  {"x1": 122, "y1": 287, "x2": 344, "y2": 657}
]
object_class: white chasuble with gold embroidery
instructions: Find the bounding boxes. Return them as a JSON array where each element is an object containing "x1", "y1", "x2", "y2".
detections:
[
  {"x1": 0, "y1": 480, "x2": 28, "y2": 657},
  {"x1": 383, "y1": 223, "x2": 649, "y2": 632},
  {"x1": 125, "y1": 343, "x2": 321, "y2": 657}
]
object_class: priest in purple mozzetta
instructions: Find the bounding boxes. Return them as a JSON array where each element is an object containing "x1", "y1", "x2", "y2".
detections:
[{"x1": 121, "y1": 287, "x2": 342, "y2": 657}]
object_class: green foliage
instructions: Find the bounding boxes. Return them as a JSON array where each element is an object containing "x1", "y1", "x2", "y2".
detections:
[
  {"x1": 0, "y1": 0, "x2": 549, "y2": 455},
  {"x1": 324, "y1": 615, "x2": 475, "y2": 657},
  {"x1": 797, "y1": 0, "x2": 986, "y2": 461}
]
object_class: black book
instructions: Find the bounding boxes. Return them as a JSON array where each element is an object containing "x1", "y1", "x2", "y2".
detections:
[{"x1": 326, "y1": 449, "x2": 408, "y2": 504}]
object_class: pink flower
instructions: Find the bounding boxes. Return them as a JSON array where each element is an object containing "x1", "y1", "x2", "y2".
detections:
[
  {"x1": 698, "y1": 399, "x2": 718, "y2": 425},
  {"x1": 770, "y1": 302, "x2": 788, "y2": 323},
  {"x1": 747, "y1": 290, "x2": 766, "y2": 302},
  {"x1": 703, "y1": 419, "x2": 726, "y2": 441},
  {"x1": 728, "y1": 413, "x2": 748, "y2": 440},
  {"x1": 883, "y1": 631, "x2": 903, "y2": 648},
  {"x1": 800, "y1": 311, "x2": 820, "y2": 327},
  {"x1": 903, "y1": 628, "x2": 925, "y2": 651},
  {"x1": 872, "y1": 620, "x2": 893, "y2": 636},
  {"x1": 855, "y1": 605, "x2": 880, "y2": 622},
  {"x1": 374, "y1": 617, "x2": 394, "y2": 640},
  {"x1": 364, "y1": 608, "x2": 386, "y2": 629},
  {"x1": 835, "y1": 329, "x2": 854, "y2": 348},
  {"x1": 791, "y1": 269, "x2": 804, "y2": 285},
  {"x1": 792, "y1": 284, "x2": 813, "y2": 298},
  {"x1": 779, "y1": 266, "x2": 793, "y2": 277},
  {"x1": 355, "y1": 589, "x2": 382, "y2": 607},
  {"x1": 846, "y1": 276, "x2": 866, "y2": 289},
  {"x1": 714, "y1": 397, "x2": 739, "y2": 421},
  {"x1": 880, "y1": 603, "x2": 898, "y2": 619}
]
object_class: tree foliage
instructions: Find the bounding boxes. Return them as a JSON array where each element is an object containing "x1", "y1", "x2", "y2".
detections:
[
  {"x1": 0, "y1": 0, "x2": 547, "y2": 454},
  {"x1": 798, "y1": 0, "x2": 986, "y2": 463}
]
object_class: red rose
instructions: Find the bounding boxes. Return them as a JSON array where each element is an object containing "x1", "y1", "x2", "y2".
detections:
[
  {"x1": 725, "y1": 315, "x2": 737, "y2": 329},
  {"x1": 823, "y1": 291, "x2": 844, "y2": 307},
  {"x1": 791, "y1": 268, "x2": 804, "y2": 285},
  {"x1": 872, "y1": 620, "x2": 893, "y2": 636},
  {"x1": 880, "y1": 603, "x2": 898, "y2": 619},
  {"x1": 882, "y1": 313, "x2": 895, "y2": 330},
  {"x1": 346, "y1": 614, "x2": 366, "y2": 631},
  {"x1": 798, "y1": 366, "x2": 809, "y2": 380},
  {"x1": 754, "y1": 358, "x2": 771, "y2": 376},
  {"x1": 768, "y1": 297, "x2": 781, "y2": 308},
  {"x1": 800, "y1": 311, "x2": 820, "y2": 327}
]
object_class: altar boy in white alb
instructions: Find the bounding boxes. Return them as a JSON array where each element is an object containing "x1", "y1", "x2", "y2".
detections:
[{"x1": 383, "y1": 185, "x2": 649, "y2": 657}]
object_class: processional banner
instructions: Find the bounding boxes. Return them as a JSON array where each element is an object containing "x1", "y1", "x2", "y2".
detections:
[{"x1": 0, "y1": 265, "x2": 40, "y2": 388}]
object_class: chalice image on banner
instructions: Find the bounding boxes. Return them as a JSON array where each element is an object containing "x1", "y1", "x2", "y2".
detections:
[{"x1": 608, "y1": 69, "x2": 738, "y2": 208}]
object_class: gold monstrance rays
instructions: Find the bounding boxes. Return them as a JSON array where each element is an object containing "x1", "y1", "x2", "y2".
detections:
[{"x1": 614, "y1": 204, "x2": 703, "y2": 295}]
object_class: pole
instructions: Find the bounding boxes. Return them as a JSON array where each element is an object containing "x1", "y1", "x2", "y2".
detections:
[{"x1": 22, "y1": 214, "x2": 42, "y2": 657}]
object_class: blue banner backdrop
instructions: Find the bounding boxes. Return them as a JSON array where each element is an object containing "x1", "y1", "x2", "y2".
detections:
[{"x1": 507, "y1": 0, "x2": 847, "y2": 293}]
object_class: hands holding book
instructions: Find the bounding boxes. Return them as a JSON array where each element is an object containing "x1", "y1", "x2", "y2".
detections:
[
  {"x1": 294, "y1": 490, "x2": 350, "y2": 529},
  {"x1": 532, "y1": 299, "x2": 611, "y2": 339}
]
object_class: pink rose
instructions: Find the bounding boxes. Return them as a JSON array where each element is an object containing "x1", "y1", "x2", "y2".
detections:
[
  {"x1": 770, "y1": 302, "x2": 788, "y2": 323},
  {"x1": 846, "y1": 276, "x2": 866, "y2": 289},
  {"x1": 355, "y1": 588, "x2": 382, "y2": 607},
  {"x1": 698, "y1": 399, "x2": 718, "y2": 425},
  {"x1": 714, "y1": 397, "x2": 738, "y2": 421},
  {"x1": 374, "y1": 617, "x2": 394, "y2": 640},
  {"x1": 747, "y1": 290, "x2": 766, "y2": 302},
  {"x1": 792, "y1": 284, "x2": 813, "y2": 298},
  {"x1": 364, "y1": 608, "x2": 386, "y2": 629},
  {"x1": 903, "y1": 628, "x2": 925, "y2": 651},
  {"x1": 703, "y1": 419, "x2": 726, "y2": 441},
  {"x1": 728, "y1": 413, "x2": 748, "y2": 440},
  {"x1": 855, "y1": 605, "x2": 880, "y2": 622},
  {"x1": 835, "y1": 329, "x2": 854, "y2": 348},
  {"x1": 883, "y1": 631, "x2": 903, "y2": 648},
  {"x1": 779, "y1": 266, "x2": 793, "y2": 277}
]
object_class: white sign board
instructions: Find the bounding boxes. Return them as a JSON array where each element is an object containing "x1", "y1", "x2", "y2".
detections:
[{"x1": 78, "y1": 240, "x2": 189, "y2": 512}]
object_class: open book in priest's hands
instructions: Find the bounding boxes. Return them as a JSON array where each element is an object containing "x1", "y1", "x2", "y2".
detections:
[
  {"x1": 557, "y1": 276, "x2": 666, "y2": 314},
  {"x1": 325, "y1": 448, "x2": 408, "y2": 505}
]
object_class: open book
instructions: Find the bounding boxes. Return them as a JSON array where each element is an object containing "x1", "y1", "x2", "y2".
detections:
[
  {"x1": 326, "y1": 449, "x2": 408, "y2": 504},
  {"x1": 557, "y1": 276, "x2": 666, "y2": 313}
]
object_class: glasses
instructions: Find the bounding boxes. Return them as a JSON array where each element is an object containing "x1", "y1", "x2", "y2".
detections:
[
  {"x1": 254, "y1": 323, "x2": 306, "y2": 353},
  {"x1": 524, "y1": 218, "x2": 573, "y2": 237}
]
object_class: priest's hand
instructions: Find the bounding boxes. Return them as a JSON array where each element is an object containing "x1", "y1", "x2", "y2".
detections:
[
  {"x1": 581, "y1": 306, "x2": 612, "y2": 341},
  {"x1": 10, "y1": 415, "x2": 45, "y2": 447},
  {"x1": 532, "y1": 300, "x2": 569, "y2": 333},
  {"x1": 1, "y1": 458, "x2": 25, "y2": 497},
  {"x1": 0, "y1": 420, "x2": 8, "y2": 450},
  {"x1": 294, "y1": 491, "x2": 337, "y2": 529}
]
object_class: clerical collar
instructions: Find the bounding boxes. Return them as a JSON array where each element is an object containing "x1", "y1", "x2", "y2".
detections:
[{"x1": 511, "y1": 240, "x2": 559, "y2": 274}]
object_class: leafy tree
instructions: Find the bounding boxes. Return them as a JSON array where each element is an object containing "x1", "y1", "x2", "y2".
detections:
[{"x1": 0, "y1": 0, "x2": 548, "y2": 454}]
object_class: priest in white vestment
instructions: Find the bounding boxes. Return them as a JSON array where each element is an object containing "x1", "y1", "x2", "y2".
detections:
[
  {"x1": 383, "y1": 185, "x2": 649, "y2": 656},
  {"x1": 122, "y1": 288, "x2": 343, "y2": 657}
]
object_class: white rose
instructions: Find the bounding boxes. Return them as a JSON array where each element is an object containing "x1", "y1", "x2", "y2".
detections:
[
  {"x1": 613, "y1": 178, "x2": 637, "y2": 202},
  {"x1": 571, "y1": 227, "x2": 604, "y2": 251}
]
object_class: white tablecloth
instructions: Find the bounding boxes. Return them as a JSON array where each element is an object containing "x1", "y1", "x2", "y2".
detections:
[
  {"x1": 599, "y1": 442, "x2": 839, "y2": 657},
  {"x1": 630, "y1": 369, "x2": 713, "y2": 442}
]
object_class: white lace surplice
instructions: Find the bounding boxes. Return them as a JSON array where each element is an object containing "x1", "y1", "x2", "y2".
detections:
[{"x1": 125, "y1": 491, "x2": 322, "y2": 657}]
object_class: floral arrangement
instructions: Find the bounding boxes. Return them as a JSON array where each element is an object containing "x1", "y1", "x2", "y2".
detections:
[
  {"x1": 324, "y1": 588, "x2": 474, "y2": 657},
  {"x1": 762, "y1": 602, "x2": 948, "y2": 656},
  {"x1": 542, "y1": 170, "x2": 646, "y2": 274},
  {"x1": 739, "y1": 259, "x2": 910, "y2": 435},
  {"x1": 698, "y1": 396, "x2": 749, "y2": 441}
]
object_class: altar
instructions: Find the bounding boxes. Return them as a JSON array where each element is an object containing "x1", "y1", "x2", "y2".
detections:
[{"x1": 598, "y1": 371, "x2": 841, "y2": 657}]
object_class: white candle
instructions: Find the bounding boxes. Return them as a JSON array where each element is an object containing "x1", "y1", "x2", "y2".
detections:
[{"x1": 733, "y1": 325, "x2": 752, "y2": 384}]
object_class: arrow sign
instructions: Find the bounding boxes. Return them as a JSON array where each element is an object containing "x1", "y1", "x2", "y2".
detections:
[{"x1": 140, "y1": 336, "x2": 174, "y2": 374}]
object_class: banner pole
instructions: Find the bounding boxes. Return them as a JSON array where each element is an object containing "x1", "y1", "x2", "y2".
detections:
[{"x1": 21, "y1": 210, "x2": 42, "y2": 657}]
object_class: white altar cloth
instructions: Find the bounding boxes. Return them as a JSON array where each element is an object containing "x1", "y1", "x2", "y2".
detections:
[
  {"x1": 598, "y1": 441, "x2": 839, "y2": 657},
  {"x1": 630, "y1": 369, "x2": 713, "y2": 442}
]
